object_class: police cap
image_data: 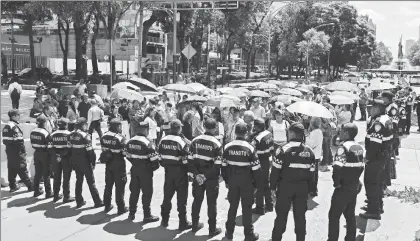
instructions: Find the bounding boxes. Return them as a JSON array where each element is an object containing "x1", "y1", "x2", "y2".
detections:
[
  {"x1": 36, "y1": 115, "x2": 48, "y2": 125},
  {"x1": 204, "y1": 118, "x2": 217, "y2": 130},
  {"x1": 254, "y1": 118, "x2": 265, "y2": 129},
  {"x1": 235, "y1": 122, "x2": 248, "y2": 136},
  {"x1": 381, "y1": 91, "x2": 394, "y2": 101},
  {"x1": 57, "y1": 117, "x2": 69, "y2": 127},
  {"x1": 8, "y1": 109, "x2": 20, "y2": 118},
  {"x1": 342, "y1": 123, "x2": 358, "y2": 139},
  {"x1": 170, "y1": 119, "x2": 183, "y2": 130}
]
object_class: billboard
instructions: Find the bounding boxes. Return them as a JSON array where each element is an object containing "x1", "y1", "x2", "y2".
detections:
[{"x1": 1, "y1": 43, "x2": 30, "y2": 55}]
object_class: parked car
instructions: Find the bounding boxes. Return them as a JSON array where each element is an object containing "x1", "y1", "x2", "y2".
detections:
[{"x1": 16, "y1": 67, "x2": 53, "y2": 85}]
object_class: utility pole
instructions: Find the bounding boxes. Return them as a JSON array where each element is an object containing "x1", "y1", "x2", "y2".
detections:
[
  {"x1": 137, "y1": 1, "x2": 144, "y2": 78},
  {"x1": 11, "y1": 16, "x2": 15, "y2": 75},
  {"x1": 172, "y1": 1, "x2": 177, "y2": 84}
]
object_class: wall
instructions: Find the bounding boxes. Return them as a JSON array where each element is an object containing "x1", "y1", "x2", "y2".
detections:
[{"x1": 47, "y1": 58, "x2": 137, "y2": 74}]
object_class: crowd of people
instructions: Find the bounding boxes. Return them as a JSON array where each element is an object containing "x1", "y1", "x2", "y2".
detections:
[{"x1": 2, "y1": 79, "x2": 420, "y2": 241}]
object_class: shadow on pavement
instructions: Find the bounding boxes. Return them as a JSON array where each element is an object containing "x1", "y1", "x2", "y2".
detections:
[
  {"x1": 235, "y1": 214, "x2": 260, "y2": 227},
  {"x1": 1, "y1": 189, "x2": 27, "y2": 199},
  {"x1": 43, "y1": 204, "x2": 95, "y2": 219},
  {"x1": 26, "y1": 200, "x2": 60, "y2": 213},
  {"x1": 6, "y1": 196, "x2": 42, "y2": 208},
  {"x1": 103, "y1": 219, "x2": 144, "y2": 235},
  {"x1": 307, "y1": 198, "x2": 319, "y2": 211},
  {"x1": 355, "y1": 215, "x2": 367, "y2": 241},
  {"x1": 76, "y1": 210, "x2": 119, "y2": 225},
  {"x1": 174, "y1": 231, "x2": 224, "y2": 241},
  {"x1": 134, "y1": 226, "x2": 179, "y2": 241}
]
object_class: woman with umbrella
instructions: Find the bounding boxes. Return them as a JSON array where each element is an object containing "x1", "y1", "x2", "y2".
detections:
[{"x1": 305, "y1": 117, "x2": 323, "y2": 197}]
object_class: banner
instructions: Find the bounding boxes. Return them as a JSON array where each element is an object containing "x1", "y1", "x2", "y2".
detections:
[{"x1": 1, "y1": 43, "x2": 30, "y2": 55}]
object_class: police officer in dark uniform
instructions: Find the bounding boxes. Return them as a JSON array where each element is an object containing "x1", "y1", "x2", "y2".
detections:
[
  {"x1": 251, "y1": 118, "x2": 274, "y2": 215},
  {"x1": 382, "y1": 91, "x2": 398, "y2": 188},
  {"x1": 158, "y1": 119, "x2": 192, "y2": 231},
  {"x1": 100, "y1": 118, "x2": 128, "y2": 214},
  {"x1": 222, "y1": 122, "x2": 260, "y2": 241},
  {"x1": 188, "y1": 118, "x2": 223, "y2": 237},
  {"x1": 397, "y1": 99, "x2": 407, "y2": 136},
  {"x1": 416, "y1": 94, "x2": 420, "y2": 132},
  {"x1": 69, "y1": 117, "x2": 104, "y2": 208},
  {"x1": 270, "y1": 122, "x2": 315, "y2": 241},
  {"x1": 2, "y1": 109, "x2": 33, "y2": 193},
  {"x1": 30, "y1": 115, "x2": 53, "y2": 198},
  {"x1": 327, "y1": 123, "x2": 364, "y2": 241},
  {"x1": 405, "y1": 88, "x2": 414, "y2": 134},
  {"x1": 360, "y1": 99, "x2": 393, "y2": 220},
  {"x1": 125, "y1": 121, "x2": 160, "y2": 222},
  {"x1": 48, "y1": 117, "x2": 75, "y2": 203}
]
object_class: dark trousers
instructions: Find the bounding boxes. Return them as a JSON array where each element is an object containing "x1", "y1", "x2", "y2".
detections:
[
  {"x1": 272, "y1": 182, "x2": 308, "y2": 241},
  {"x1": 53, "y1": 157, "x2": 72, "y2": 199},
  {"x1": 405, "y1": 108, "x2": 412, "y2": 133},
  {"x1": 321, "y1": 138, "x2": 333, "y2": 166},
  {"x1": 359, "y1": 104, "x2": 367, "y2": 121},
  {"x1": 256, "y1": 158, "x2": 273, "y2": 210},
  {"x1": 103, "y1": 167, "x2": 127, "y2": 210},
  {"x1": 11, "y1": 94, "x2": 20, "y2": 109},
  {"x1": 309, "y1": 159, "x2": 320, "y2": 194},
  {"x1": 191, "y1": 179, "x2": 219, "y2": 230},
  {"x1": 88, "y1": 120, "x2": 103, "y2": 138},
  {"x1": 161, "y1": 165, "x2": 189, "y2": 222},
  {"x1": 327, "y1": 187, "x2": 358, "y2": 241},
  {"x1": 364, "y1": 161, "x2": 385, "y2": 215},
  {"x1": 33, "y1": 150, "x2": 52, "y2": 195},
  {"x1": 7, "y1": 154, "x2": 32, "y2": 190},
  {"x1": 129, "y1": 168, "x2": 154, "y2": 216},
  {"x1": 225, "y1": 168, "x2": 254, "y2": 237},
  {"x1": 68, "y1": 123, "x2": 75, "y2": 132},
  {"x1": 74, "y1": 163, "x2": 102, "y2": 205},
  {"x1": 417, "y1": 109, "x2": 420, "y2": 130}
]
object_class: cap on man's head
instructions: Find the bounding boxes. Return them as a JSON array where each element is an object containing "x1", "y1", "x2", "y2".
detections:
[
  {"x1": 381, "y1": 91, "x2": 394, "y2": 101},
  {"x1": 109, "y1": 118, "x2": 122, "y2": 126},
  {"x1": 235, "y1": 122, "x2": 248, "y2": 136},
  {"x1": 342, "y1": 123, "x2": 358, "y2": 139},
  {"x1": 36, "y1": 115, "x2": 48, "y2": 125},
  {"x1": 170, "y1": 119, "x2": 183, "y2": 130},
  {"x1": 254, "y1": 118, "x2": 265, "y2": 129},
  {"x1": 204, "y1": 118, "x2": 217, "y2": 130},
  {"x1": 8, "y1": 109, "x2": 20, "y2": 118},
  {"x1": 288, "y1": 122, "x2": 305, "y2": 134},
  {"x1": 57, "y1": 117, "x2": 69, "y2": 127}
]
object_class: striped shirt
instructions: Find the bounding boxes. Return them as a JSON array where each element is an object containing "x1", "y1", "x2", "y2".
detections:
[
  {"x1": 188, "y1": 133, "x2": 223, "y2": 179},
  {"x1": 222, "y1": 139, "x2": 261, "y2": 171},
  {"x1": 30, "y1": 127, "x2": 50, "y2": 149},
  {"x1": 126, "y1": 135, "x2": 160, "y2": 163},
  {"x1": 158, "y1": 134, "x2": 189, "y2": 166}
]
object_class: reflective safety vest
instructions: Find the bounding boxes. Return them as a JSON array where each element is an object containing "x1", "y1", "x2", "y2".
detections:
[{"x1": 30, "y1": 127, "x2": 49, "y2": 150}]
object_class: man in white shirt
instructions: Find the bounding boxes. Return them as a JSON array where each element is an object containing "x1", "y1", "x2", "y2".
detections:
[
  {"x1": 87, "y1": 99, "x2": 104, "y2": 139},
  {"x1": 224, "y1": 106, "x2": 245, "y2": 143},
  {"x1": 250, "y1": 98, "x2": 266, "y2": 120},
  {"x1": 8, "y1": 79, "x2": 22, "y2": 109},
  {"x1": 89, "y1": 91, "x2": 104, "y2": 108},
  {"x1": 75, "y1": 80, "x2": 87, "y2": 97}
]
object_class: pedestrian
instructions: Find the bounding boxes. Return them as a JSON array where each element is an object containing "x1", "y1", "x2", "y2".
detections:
[
  {"x1": 211, "y1": 108, "x2": 225, "y2": 143},
  {"x1": 182, "y1": 111, "x2": 194, "y2": 141},
  {"x1": 100, "y1": 118, "x2": 128, "y2": 214},
  {"x1": 191, "y1": 103, "x2": 205, "y2": 138},
  {"x1": 58, "y1": 95, "x2": 70, "y2": 118},
  {"x1": 224, "y1": 106, "x2": 245, "y2": 144},
  {"x1": 39, "y1": 105, "x2": 57, "y2": 134},
  {"x1": 2, "y1": 109, "x2": 33, "y2": 193},
  {"x1": 75, "y1": 79, "x2": 87, "y2": 97},
  {"x1": 87, "y1": 99, "x2": 104, "y2": 140},
  {"x1": 118, "y1": 98, "x2": 130, "y2": 138},
  {"x1": 66, "y1": 98, "x2": 78, "y2": 132},
  {"x1": 77, "y1": 94, "x2": 91, "y2": 119},
  {"x1": 327, "y1": 123, "x2": 364, "y2": 241},
  {"x1": 405, "y1": 88, "x2": 414, "y2": 134},
  {"x1": 143, "y1": 106, "x2": 158, "y2": 145},
  {"x1": 397, "y1": 100, "x2": 407, "y2": 136},
  {"x1": 158, "y1": 119, "x2": 192, "y2": 231},
  {"x1": 222, "y1": 122, "x2": 261, "y2": 241},
  {"x1": 89, "y1": 91, "x2": 104, "y2": 108},
  {"x1": 359, "y1": 88, "x2": 368, "y2": 121},
  {"x1": 188, "y1": 118, "x2": 223, "y2": 237},
  {"x1": 30, "y1": 115, "x2": 53, "y2": 198},
  {"x1": 268, "y1": 109, "x2": 289, "y2": 149},
  {"x1": 251, "y1": 119, "x2": 274, "y2": 215},
  {"x1": 270, "y1": 122, "x2": 315, "y2": 241},
  {"x1": 306, "y1": 117, "x2": 323, "y2": 197},
  {"x1": 68, "y1": 117, "x2": 104, "y2": 208},
  {"x1": 416, "y1": 95, "x2": 420, "y2": 132},
  {"x1": 360, "y1": 99, "x2": 393, "y2": 220},
  {"x1": 125, "y1": 121, "x2": 160, "y2": 222},
  {"x1": 48, "y1": 118, "x2": 75, "y2": 203},
  {"x1": 250, "y1": 98, "x2": 266, "y2": 120},
  {"x1": 8, "y1": 78, "x2": 22, "y2": 109}
]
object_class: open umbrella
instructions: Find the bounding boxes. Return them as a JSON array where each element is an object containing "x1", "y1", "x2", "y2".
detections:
[
  {"x1": 248, "y1": 90, "x2": 270, "y2": 98},
  {"x1": 329, "y1": 95, "x2": 354, "y2": 105},
  {"x1": 112, "y1": 81, "x2": 140, "y2": 91},
  {"x1": 286, "y1": 100, "x2": 334, "y2": 118},
  {"x1": 124, "y1": 75, "x2": 158, "y2": 92},
  {"x1": 325, "y1": 81, "x2": 359, "y2": 92},
  {"x1": 223, "y1": 89, "x2": 247, "y2": 98},
  {"x1": 271, "y1": 95, "x2": 302, "y2": 105},
  {"x1": 295, "y1": 86, "x2": 312, "y2": 94},
  {"x1": 110, "y1": 88, "x2": 143, "y2": 102},
  {"x1": 206, "y1": 95, "x2": 240, "y2": 108},
  {"x1": 186, "y1": 83, "x2": 209, "y2": 92},
  {"x1": 257, "y1": 82, "x2": 278, "y2": 90},
  {"x1": 367, "y1": 82, "x2": 395, "y2": 91},
  {"x1": 331, "y1": 91, "x2": 360, "y2": 100},
  {"x1": 176, "y1": 95, "x2": 208, "y2": 107},
  {"x1": 279, "y1": 88, "x2": 303, "y2": 97},
  {"x1": 164, "y1": 83, "x2": 196, "y2": 94}
]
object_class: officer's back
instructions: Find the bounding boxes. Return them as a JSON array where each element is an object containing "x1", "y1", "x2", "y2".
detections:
[
  {"x1": 126, "y1": 134, "x2": 160, "y2": 172},
  {"x1": 68, "y1": 118, "x2": 95, "y2": 166},
  {"x1": 333, "y1": 141, "x2": 364, "y2": 187},
  {"x1": 101, "y1": 119, "x2": 126, "y2": 170},
  {"x1": 159, "y1": 120, "x2": 189, "y2": 166}
]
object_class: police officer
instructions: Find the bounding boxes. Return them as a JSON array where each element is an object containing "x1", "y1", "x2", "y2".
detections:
[
  {"x1": 2, "y1": 109, "x2": 33, "y2": 193},
  {"x1": 100, "y1": 118, "x2": 128, "y2": 214},
  {"x1": 416, "y1": 95, "x2": 420, "y2": 132},
  {"x1": 251, "y1": 118, "x2": 274, "y2": 215},
  {"x1": 270, "y1": 122, "x2": 315, "y2": 241},
  {"x1": 125, "y1": 121, "x2": 160, "y2": 222},
  {"x1": 188, "y1": 118, "x2": 223, "y2": 237},
  {"x1": 382, "y1": 91, "x2": 398, "y2": 187},
  {"x1": 327, "y1": 123, "x2": 364, "y2": 241},
  {"x1": 405, "y1": 88, "x2": 414, "y2": 134},
  {"x1": 30, "y1": 115, "x2": 53, "y2": 198},
  {"x1": 158, "y1": 119, "x2": 192, "y2": 231},
  {"x1": 48, "y1": 118, "x2": 75, "y2": 203},
  {"x1": 69, "y1": 117, "x2": 104, "y2": 208},
  {"x1": 360, "y1": 99, "x2": 393, "y2": 220},
  {"x1": 222, "y1": 122, "x2": 260, "y2": 241},
  {"x1": 397, "y1": 100, "x2": 407, "y2": 136}
]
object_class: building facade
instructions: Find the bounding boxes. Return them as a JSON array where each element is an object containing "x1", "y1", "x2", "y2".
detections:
[{"x1": 406, "y1": 39, "x2": 416, "y2": 57}]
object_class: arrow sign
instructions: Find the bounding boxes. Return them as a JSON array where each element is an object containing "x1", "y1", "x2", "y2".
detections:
[{"x1": 181, "y1": 44, "x2": 196, "y2": 60}]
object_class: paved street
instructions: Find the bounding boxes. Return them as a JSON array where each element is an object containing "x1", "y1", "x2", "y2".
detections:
[{"x1": 1, "y1": 88, "x2": 420, "y2": 240}]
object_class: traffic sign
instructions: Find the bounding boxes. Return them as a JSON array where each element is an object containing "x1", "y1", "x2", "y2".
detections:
[
  {"x1": 217, "y1": 67, "x2": 229, "y2": 70},
  {"x1": 104, "y1": 55, "x2": 109, "y2": 61},
  {"x1": 181, "y1": 44, "x2": 196, "y2": 60}
]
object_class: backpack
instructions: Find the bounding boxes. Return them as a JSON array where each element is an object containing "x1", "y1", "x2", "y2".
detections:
[{"x1": 11, "y1": 87, "x2": 19, "y2": 98}]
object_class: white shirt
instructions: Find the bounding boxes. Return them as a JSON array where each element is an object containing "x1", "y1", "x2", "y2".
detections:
[
  {"x1": 76, "y1": 83, "x2": 87, "y2": 94},
  {"x1": 270, "y1": 120, "x2": 288, "y2": 143},
  {"x1": 87, "y1": 105, "x2": 104, "y2": 126},
  {"x1": 250, "y1": 105, "x2": 266, "y2": 119},
  {"x1": 8, "y1": 82, "x2": 22, "y2": 95},
  {"x1": 215, "y1": 122, "x2": 225, "y2": 142},
  {"x1": 93, "y1": 94, "x2": 104, "y2": 108},
  {"x1": 144, "y1": 116, "x2": 158, "y2": 140},
  {"x1": 306, "y1": 129, "x2": 323, "y2": 159}
]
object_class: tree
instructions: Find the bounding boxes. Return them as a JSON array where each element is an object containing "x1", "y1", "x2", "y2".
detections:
[
  {"x1": 407, "y1": 40, "x2": 420, "y2": 66},
  {"x1": 366, "y1": 41, "x2": 393, "y2": 69},
  {"x1": 297, "y1": 28, "x2": 331, "y2": 75}
]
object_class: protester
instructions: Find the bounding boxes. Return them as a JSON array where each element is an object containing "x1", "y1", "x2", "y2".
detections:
[
  {"x1": 8, "y1": 78, "x2": 22, "y2": 109},
  {"x1": 87, "y1": 99, "x2": 104, "y2": 139}
]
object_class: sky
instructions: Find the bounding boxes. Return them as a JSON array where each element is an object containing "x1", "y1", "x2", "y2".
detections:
[{"x1": 271, "y1": 1, "x2": 420, "y2": 59}]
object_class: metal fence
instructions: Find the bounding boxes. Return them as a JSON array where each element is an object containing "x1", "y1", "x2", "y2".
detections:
[{"x1": 4, "y1": 55, "x2": 47, "y2": 72}]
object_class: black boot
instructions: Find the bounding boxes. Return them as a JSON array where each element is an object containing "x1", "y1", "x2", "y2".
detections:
[
  {"x1": 9, "y1": 186, "x2": 20, "y2": 193},
  {"x1": 143, "y1": 215, "x2": 159, "y2": 223},
  {"x1": 209, "y1": 227, "x2": 222, "y2": 238},
  {"x1": 104, "y1": 204, "x2": 114, "y2": 213},
  {"x1": 245, "y1": 232, "x2": 259, "y2": 241},
  {"x1": 359, "y1": 212, "x2": 381, "y2": 220},
  {"x1": 63, "y1": 197, "x2": 75, "y2": 203},
  {"x1": 128, "y1": 211, "x2": 135, "y2": 221},
  {"x1": 94, "y1": 201, "x2": 105, "y2": 208},
  {"x1": 252, "y1": 207, "x2": 265, "y2": 215},
  {"x1": 117, "y1": 206, "x2": 128, "y2": 215},
  {"x1": 178, "y1": 220, "x2": 193, "y2": 231},
  {"x1": 192, "y1": 222, "x2": 204, "y2": 232},
  {"x1": 76, "y1": 201, "x2": 86, "y2": 208},
  {"x1": 161, "y1": 216, "x2": 169, "y2": 228},
  {"x1": 224, "y1": 231, "x2": 233, "y2": 240},
  {"x1": 53, "y1": 194, "x2": 63, "y2": 202},
  {"x1": 34, "y1": 188, "x2": 44, "y2": 198}
]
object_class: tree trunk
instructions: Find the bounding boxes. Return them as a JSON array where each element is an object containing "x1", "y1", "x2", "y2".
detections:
[
  {"x1": 91, "y1": 16, "x2": 99, "y2": 74},
  {"x1": 296, "y1": 53, "x2": 303, "y2": 79},
  {"x1": 73, "y1": 18, "x2": 83, "y2": 79},
  {"x1": 1, "y1": 52, "x2": 7, "y2": 78},
  {"x1": 58, "y1": 20, "x2": 70, "y2": 76},
  {"x1": 246, "y1": 37, "x2": 255, "y2": 79},
  {"x1": 288, "y1": 65, "x2": 292, "y2": 79},
  {"x1": 27, "y1": 15, "x2": 36, "y2": 78},
  {"x1": 142, "y1": 15, "x2": 157, "y2": 57},
  {"x1": 81, "y1": 28, "x2": 89, "y2": 79}
]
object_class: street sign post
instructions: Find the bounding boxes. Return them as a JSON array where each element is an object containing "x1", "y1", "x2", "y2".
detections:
[{"x1": 181, "y1": 43, "x2": 196, "y2": 74}]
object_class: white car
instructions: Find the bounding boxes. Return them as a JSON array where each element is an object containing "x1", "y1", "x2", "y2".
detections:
[{"x1": 410, "y1": 75, "x2": 420, "y2": 85}]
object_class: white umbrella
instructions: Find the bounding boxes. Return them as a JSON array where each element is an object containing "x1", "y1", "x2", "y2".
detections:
[
  {"x1": 286, "y1": 100, "x2": 334, "y2": 118},
  {"x1": 248, "y1": 90, "x2": 270, "y2": 98},
  {"x1": 257, "y1": 82, "x2": 278, "y2": 90},
  {"x1": 367, "y1": 82, "x2": 395, "y2": 91},
  {"x1": 325, "y1": 81, "x2": 359, "y2": 92},
  {"x1": 112, "y1": 82, "x2": 140, "y2": 91},
  {"x1": 329, "y1": 95, "x2": 354, "y2": 105},
  {"x1": 218, "y1": 87, "x2": 235, "y2": 94},
  {"x1": 164, "y1": 83, "x2": 196, "y2": 94},
  {"x1": 206, "y1": 95, "x2": 241, "y2": 108},
  {"x1": 279, "y1": 88, "x2": 303, "y2": 97},
  {"x1": 125, "y1": 75, "x2": 158, "y2": 92},
  {"x1": 110, "y1": 88, "x2": 144, "y2": 101},
  {"x1": 222, "y1": 89, "x2": 247, "y2": 98},
  {"x1": 331, "y1": 91, "x2": 360, "y2": 100},
  {"x1": 186, "y1": 83, "x2": 209, "y2": 92}
]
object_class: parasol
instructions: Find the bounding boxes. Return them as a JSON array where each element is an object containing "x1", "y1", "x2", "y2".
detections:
[
  {"x1": 279, "y1": 88, "x2": 303, "y2": 97},
  {"x1": 124, "y1": 75, "x2": 158, "y2": 92},
  {"x1": 329, "y1": 95, "x2": 354, "y2": 105},
  {"x1": 112, "y1": 82, "x2": 140, "y2": 91},
  {"x1": 331, "y1": 91, "x2": 360, "y2": 100},
  {"x1": 257, "y1": 82, "x2": 278, "y2": 90},
  {"x1": 248, "y1": 90, "x2": 270, "y2": 98},
  {"x1": 206, "y1": 95, "x2": 241, "y2": 108},
  {"x1": 110, "y1": 88, "x2": 143, "y2": 102},
  {"x1": 286, "y1": 100, "x2": 334, "y2": 118},
  {"x1": 163, "y1": 83, "x2": 196, "y2": 94},
  {"x1": 367, "y1": 82, "x2": 396, "y2": 91},
  {"x1": 325, "y1": 81, "x2": 359, "y2": 92},
  {"x1": 186, "y1": 83, "x2": 209, "y2": 92}
]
